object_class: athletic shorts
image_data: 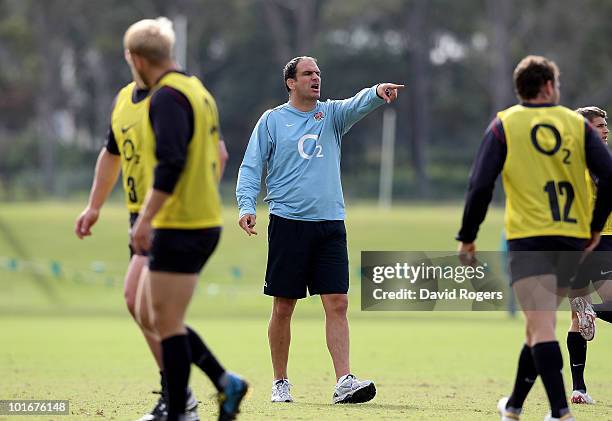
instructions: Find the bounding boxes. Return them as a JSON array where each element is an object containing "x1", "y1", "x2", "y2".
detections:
[
  {"x1": 148, "y1": 227, "x2": 221, "y2": 274},
  {"x1": 507, "y1": 236, "x2": 586, "y2": 287},
  {"x1": 264, "y1": 214, "x2": 349, "y2": 299},
  {"x1": 128, "y1": 212, "x2": 148, "y2": 258},
  {"x1": 572, "y1": 236, "x2": 612, "y2": 290}
]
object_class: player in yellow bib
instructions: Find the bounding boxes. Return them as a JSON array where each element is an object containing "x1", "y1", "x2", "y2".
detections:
[
  {"x1": 457, "y1": 56, "x2": 612, "y2": 421},
  {"x1": 125, "y1": 18, "x2": 248, "y2": 421},
  {"x1": 75, "y1": 17, "x2": 230, "y2": 421},
  {"x1": 111, "y1": 82, "x2": 155, "y2": 213},
  {"x1": 565, "y1": 106, "x2": 612, "y2": 405}
]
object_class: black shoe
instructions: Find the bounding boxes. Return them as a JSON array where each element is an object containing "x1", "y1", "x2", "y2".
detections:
[
  {"x1": 136, "y1": 388, "x2": 199, "y2": 421},
  {"x1": 136, "y1": 391, "x2": 167, "y2": 421}
]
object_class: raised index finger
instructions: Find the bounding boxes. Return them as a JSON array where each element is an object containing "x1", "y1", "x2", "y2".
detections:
[{"x1": 386, "y1": 83, "x2": 405, "y2": 89}]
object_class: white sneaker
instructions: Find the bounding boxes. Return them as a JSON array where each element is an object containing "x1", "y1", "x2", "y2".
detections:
[
  {"x1": 572, "y1": 296, "x2": 596, "y2": 341},
  {"x1": 571, "y1": 389, "x2": 595, "y2": 404},
  {"x1": 497, "y1": 397, "x2": 520, "y2": 420},
  {"x1": 271, "y1": 379, "x2": 293, "y2": 402},
  {"x1": 543, "y1": 413, "x2": 575, "y2": 421},
  {"x1": 332, "y1": 374, "x2": 376, "y2": 404}
]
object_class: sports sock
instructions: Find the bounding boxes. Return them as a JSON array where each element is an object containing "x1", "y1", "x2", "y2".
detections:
[
  {"x1": 186, "y1": 326, "x2": 226, "y2": 392},
  {"x1": 532, "y1": 341, "x2": 569, "y2": 419},
  {"x1": 592, "y1": 302, "x2": 612, "y2": 323},
  {"x1": 160, "y1": 370, "x2": 168, "y2": 399},
  {"x1": 566, "y1": 332, "x2": 587, "y2": 392},
  {"x1": 161, "y1": 334, "x2": 191, "y2": 421},
  {"x1": 506, "y1": 344, "x2": 537, "y2": 412}
]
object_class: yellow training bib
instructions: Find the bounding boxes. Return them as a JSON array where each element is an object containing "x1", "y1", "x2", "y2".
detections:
[
  {"x1": 110, "y1": 82, "x2": 154, "y2": 213},
  {"x1": 585, "y1": 171, "x2": 612, "y2": 235},
  {"x1": 148, "y1": 72, "x2": 222, "y2": 229},
  {"x1": 500, "y1": 104, "x2": 590, "y2": 240}
]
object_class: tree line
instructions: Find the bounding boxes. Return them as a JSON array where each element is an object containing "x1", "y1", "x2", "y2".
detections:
[{"x1": 1, "y1": 0, "x2": 611, "y2": 200}]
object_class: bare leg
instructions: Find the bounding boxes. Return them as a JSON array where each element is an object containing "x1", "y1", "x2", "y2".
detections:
[
  {"x1": 513, "y1": 275, "x2": 569, "y2": 418},
  {"x1": 513, "y1": 275, "x2": 561, "y2": 346},
  {"x1": 150, "y1": 271, "x2": 198, "y2": 421},
  {"x1": 135, "y1": 265, "x2": 162, "y2": 338},
  {"x1": 124, "y1": 255, "x2": 162, "y2": 367},
  {"x1": 149, "y1": 271, "x2": 198, "y2": 338},
  {"x1": 594, "y1": 278, "x2": 612, "y2": 302},
  {"x1": 321, "y1": 294, "x2": 350, "y2": 381},
  {"x1": 268, "y1": 297, "x2": 297, "y2": 380}
]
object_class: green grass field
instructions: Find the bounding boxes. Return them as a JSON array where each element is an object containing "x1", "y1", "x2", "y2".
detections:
[{"x1": 1, "y1": 202, "x2": 611, "y2": 421}]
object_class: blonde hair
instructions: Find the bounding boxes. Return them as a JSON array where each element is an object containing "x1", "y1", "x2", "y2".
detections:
[{"x1": 124, "y1": 17, "x2": 175, "y2": 65}]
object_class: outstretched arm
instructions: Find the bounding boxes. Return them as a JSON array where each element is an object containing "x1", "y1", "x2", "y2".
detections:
[
  {"x1": 333, "y1": 83, "x2": 404, "y2": 136},
  {"x1": 376, "y1": 83, "x2": 404, "y2": 104}
]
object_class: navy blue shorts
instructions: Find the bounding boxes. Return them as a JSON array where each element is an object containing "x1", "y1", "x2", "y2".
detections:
[
  {"x1": 149, "y1": 227, "x2": 221, "y2": 274},
  {"x1": 507, "y1": 236, "x2": 586, "y2": 287},
  {"x1": 572, "y1": 236, "x2": 612, "y2": 290},
  {"x1": 264, "y1": 214, "x2": 349, "y2": 299}
]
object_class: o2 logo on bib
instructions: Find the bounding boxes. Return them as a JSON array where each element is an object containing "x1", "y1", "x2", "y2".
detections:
[{"x1": 298, "y1": 134, "x2": 324, "y2": 159}]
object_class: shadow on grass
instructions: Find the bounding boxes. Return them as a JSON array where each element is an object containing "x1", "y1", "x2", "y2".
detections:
[{"x1": 295, "y1": 402, "x2": 418, "y2": 411}]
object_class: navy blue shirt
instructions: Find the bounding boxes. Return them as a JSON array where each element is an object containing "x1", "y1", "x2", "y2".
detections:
[{"x1": 149, "y1": 84, "x2": 194, "y2": 194}]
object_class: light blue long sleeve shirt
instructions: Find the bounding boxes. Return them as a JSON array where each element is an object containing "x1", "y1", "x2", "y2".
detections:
[{"x1": 236, "y1": 85, "x2": 385, "y2": 221}]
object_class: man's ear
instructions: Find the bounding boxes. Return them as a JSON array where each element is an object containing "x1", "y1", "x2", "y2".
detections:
[
  {"x1": 286, "y1": 78, "x2": 295, "y2": 92},
  {"x1": 130, "y1": 53, "x2": 146, "y2": 71},
  {"x1": 132, "y1": 54, "x2": 142, "y2": 69},
  {"x1": 544, "y1": 80, "x2": 555, "y2": 98}
]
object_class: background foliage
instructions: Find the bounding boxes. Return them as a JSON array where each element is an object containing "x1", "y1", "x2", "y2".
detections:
[{"x1": 1, "y1": 0, "x2": 612, "y2": 201}]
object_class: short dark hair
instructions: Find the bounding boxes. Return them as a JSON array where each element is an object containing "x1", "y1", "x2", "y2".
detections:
[
  {"x1": 575, "y1": 106, "x2": 607, "y2": 122},
  {"x1": 513, "y1": 55, "x2": 560, "y2": 101},
  {"x1": 283, "y1": 56, "x2": 317, "y2": 93}
]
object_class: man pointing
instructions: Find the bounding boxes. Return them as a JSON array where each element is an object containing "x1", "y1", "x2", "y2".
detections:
[{"x1": 236, "y1": 56, "x2": 403, "y2": 404}]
